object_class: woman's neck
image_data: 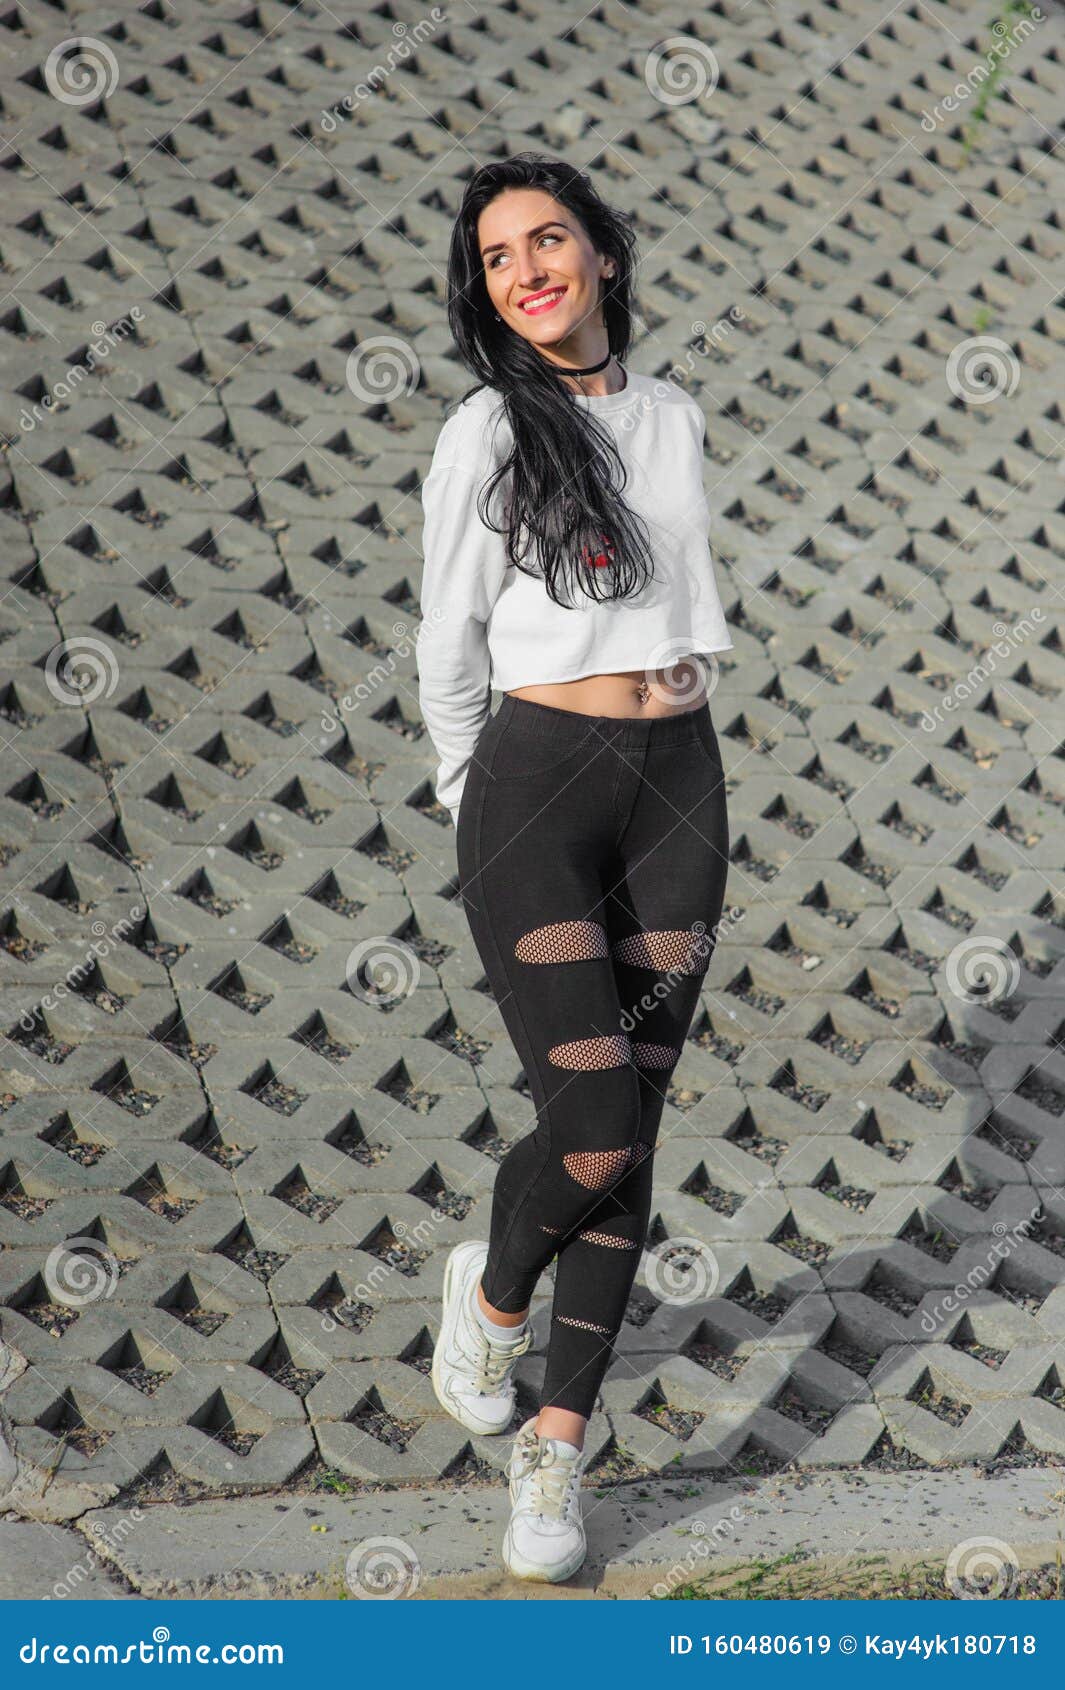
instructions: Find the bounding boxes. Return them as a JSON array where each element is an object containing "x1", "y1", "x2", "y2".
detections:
[{"x1": 542, "y1": 349, "x2": 625, "y2": 399}]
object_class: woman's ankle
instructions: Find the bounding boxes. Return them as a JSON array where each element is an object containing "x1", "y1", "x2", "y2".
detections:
[
  {"x1": 536, "y1": 1407, "x2": 586, "y2": 1450},
  {"x1": 476, "y1": 1280, "x2": 528, "y2": 1328}
]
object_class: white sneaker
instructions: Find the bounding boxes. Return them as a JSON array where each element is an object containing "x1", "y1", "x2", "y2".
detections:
[
  {"x1": 432, "y1": 1241, "x2": 531, "y2": 1435},
  {"x1": 502, "y1": 1416, "x2": 588, "y2": 1582}
]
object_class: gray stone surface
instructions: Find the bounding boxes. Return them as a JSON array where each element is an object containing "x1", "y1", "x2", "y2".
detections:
[
  {"x1": 71, "y1": 1464, "x2": 1065, "y2": 1599},
  {"x1": 0, "y1": 1521, "x2": 135, "y2": 1600},
  {"x1": 0, "y1": 0, "x2": 1064, "y2": 1587}
]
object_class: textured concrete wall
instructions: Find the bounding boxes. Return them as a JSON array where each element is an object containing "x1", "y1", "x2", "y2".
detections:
[{"x1": 0, "y1": 0, "x2": 1064, "y2": 1569}]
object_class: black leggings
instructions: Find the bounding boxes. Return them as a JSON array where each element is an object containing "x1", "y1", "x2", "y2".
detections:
[{"x1": 455, "y1": 691, "x2": 729, "y2": 1419}]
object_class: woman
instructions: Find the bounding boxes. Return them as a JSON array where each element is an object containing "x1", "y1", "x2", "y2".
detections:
[{"x1": 417, "y1": 153, "x2": 731, "y2": 1582}]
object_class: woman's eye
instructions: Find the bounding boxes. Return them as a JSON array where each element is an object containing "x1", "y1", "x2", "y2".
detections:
[{"x1": 488, "y1": 232, "x2": 562, "y2": 270}]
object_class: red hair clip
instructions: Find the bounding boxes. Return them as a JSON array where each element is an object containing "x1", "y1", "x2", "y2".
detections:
[{"x1": 581, "y1": 532, "x2": 616, "y2": 569}]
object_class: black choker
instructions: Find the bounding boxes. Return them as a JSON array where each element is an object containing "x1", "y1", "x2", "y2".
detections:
[{"x1": 549, "y1": 351, "x2": 615, "y2": 377}]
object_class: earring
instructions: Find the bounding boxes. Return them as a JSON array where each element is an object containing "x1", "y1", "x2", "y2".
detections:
[{"x1": 494, "y1": 311, "x2": 502, "y2": 321}]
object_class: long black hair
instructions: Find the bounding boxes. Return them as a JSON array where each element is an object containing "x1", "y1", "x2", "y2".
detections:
[{"x1": 445, "y1": 152, "x2": 656, "y2": 608}]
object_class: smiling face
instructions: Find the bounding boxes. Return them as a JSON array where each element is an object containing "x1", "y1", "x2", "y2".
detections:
[{"x1": 477, "y1": 186, "x2": 614, "y2": 355}]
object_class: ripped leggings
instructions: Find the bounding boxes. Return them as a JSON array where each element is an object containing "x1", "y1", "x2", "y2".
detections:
[{"x1": 455, "y1": 690, "x2": 729, "y2": 1420}]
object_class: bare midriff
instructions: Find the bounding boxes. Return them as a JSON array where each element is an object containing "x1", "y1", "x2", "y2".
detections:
[{"x1": 505, "y1": 659, "x2": 707, "y2": 718}]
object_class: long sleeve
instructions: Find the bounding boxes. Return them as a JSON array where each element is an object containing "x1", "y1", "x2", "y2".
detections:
[{"x1": 417, "y1": 460, "x2": 509, "y2": 827}]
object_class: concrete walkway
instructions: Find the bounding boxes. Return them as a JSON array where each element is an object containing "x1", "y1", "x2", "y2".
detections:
[{"x1": 2, "y1": 1463, "x2": 1062, "y2": 1600}]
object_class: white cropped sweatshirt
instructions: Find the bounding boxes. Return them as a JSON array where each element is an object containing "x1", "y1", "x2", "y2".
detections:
[{"x1": 416, "y1": 367, "x2": 732, "y2": 827}]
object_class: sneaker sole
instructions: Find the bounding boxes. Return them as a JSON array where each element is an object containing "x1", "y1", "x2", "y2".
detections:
[
  {"x1": 431, "y1": 1242, "x2": 514, "y2": 1436},
  {"x1": 502, "y1": 1525, "x2": 587, "y2": 1583}
]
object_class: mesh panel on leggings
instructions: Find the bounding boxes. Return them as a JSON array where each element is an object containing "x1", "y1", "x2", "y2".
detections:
[
  {"x1": 577, "y1": 1227, "x2": 638, "y2": 1248},
  {"x1": 612, "y1": 928, "x2": 711, "y2": 975},
  {"x1": 562, "y1": 1139, "x2": 651, "y2": 1192},
  {"x1": 632, "y1": 1040, "x2": 679, "y2": 1069},
  {"x1": 539, "y1": 1223, "x2": 563, "y2": 1235},
  {"x1": 556, "y1": 1313, "x2": 611, "y2": 1337},
  {"x1": 548, "y1": 1031, "x2": 631, "y2": 1070},
  {"x1": 515, "y1": 920, "x2": 609, "y2": 964}
]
